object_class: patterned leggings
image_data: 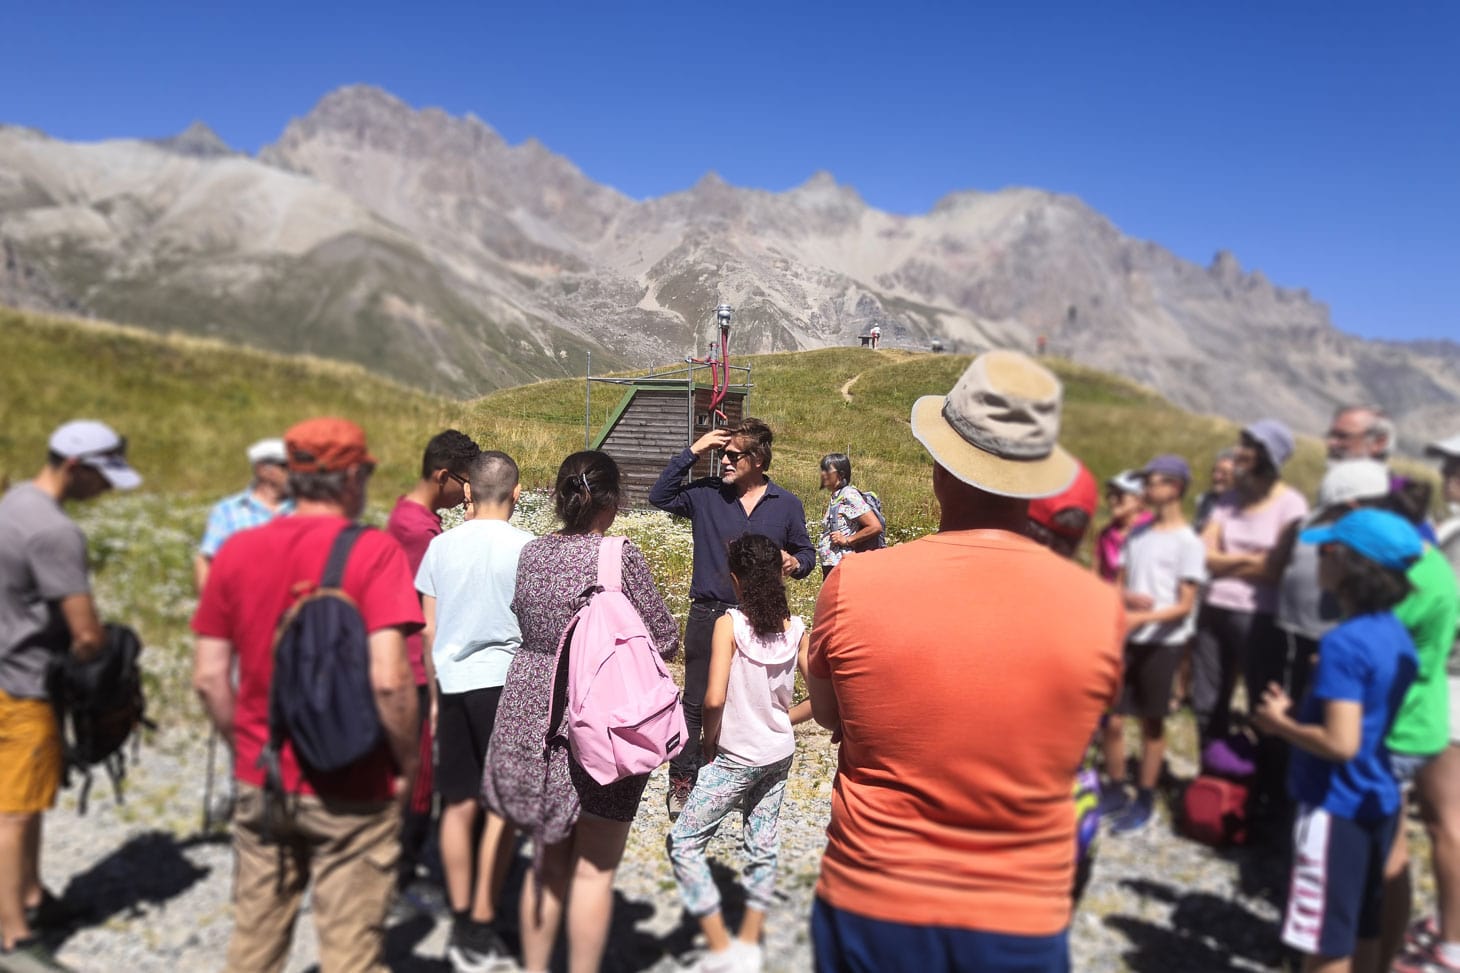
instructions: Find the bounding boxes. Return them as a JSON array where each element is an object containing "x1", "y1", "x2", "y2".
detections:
[{"x1": 667, "y1": 753, "x2": 793, "y2": 916}]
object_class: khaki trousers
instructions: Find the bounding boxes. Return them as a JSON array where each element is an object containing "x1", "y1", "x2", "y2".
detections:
[{"x1": 226, "y1": 783, "x2": 399, "y2": 973}]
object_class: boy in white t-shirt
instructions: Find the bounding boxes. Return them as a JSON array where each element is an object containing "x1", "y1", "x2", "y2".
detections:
[
  {"x1": 1103, "y1": 454, "x2": 1209, "y2": 834},
  {"x1": 415, "y1": 450, "x2": 534, "y2": 970}
]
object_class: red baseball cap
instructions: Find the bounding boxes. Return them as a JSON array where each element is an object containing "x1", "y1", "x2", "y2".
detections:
[
  {"x1": 284, "y1": 417, "x2": 377, "y2": 473},
  {"x1": 1028, "y1": 460, "x2": 1098, "y2": 540}
]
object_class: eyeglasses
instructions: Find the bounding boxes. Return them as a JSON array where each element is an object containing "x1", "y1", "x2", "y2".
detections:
[
  {"x1": 1327, "y1": 428, "x2": 1366, "y2": 442},
  {"x1": 445, "y1": 471, "x2": 468, "y2": 488},
  {"x1": 722, "y1": 449, "x2": 748, "y2": 465}
]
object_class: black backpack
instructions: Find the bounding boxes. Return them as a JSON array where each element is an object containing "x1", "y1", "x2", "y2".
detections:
[
  {"x1": 51, "y1": 623, "x2": 154, "y2": 813},
  {"x1": 257, "y1": 524, "x2": 382, "y2": 801}
]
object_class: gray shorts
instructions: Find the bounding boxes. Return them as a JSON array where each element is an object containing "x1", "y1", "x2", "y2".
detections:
[{"x1": 1390, "y1": 751, "x2": 1434, "y2": 786}]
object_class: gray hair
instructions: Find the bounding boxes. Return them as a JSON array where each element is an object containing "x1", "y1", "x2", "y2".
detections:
[
  {"x1": 287, "y1": 469, "x2": 350, "y2": 502},
  {"x1": 1334, "y1": 403, "x2": 1395, "y2": 460}
]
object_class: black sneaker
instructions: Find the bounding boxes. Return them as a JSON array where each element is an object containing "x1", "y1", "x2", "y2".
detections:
[
  {"x1": 1097, "y1": 782, "x2": 1130, "y2": 817},
  {"x1": 667, "y1": 776, "x2": 694, "y2": 822},
  {"x1": 447, "y1": 917, "x2": 513, "y2": 973}
]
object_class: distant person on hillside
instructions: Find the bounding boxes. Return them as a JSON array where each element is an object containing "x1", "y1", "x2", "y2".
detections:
[
  {"x1": 387, "y1": 428, "x2": 480, "y2": 903},
  {"x1": 869, "y1": 324, "x2": 881, "y2": 349},
  {"x1": 806, "y1": 351, "x2": 1122, "y2": 973},
  {"x1": 1193, "y1": 449, "x2": 1238, "y2": 534},
  {"x1": 192, "y1": 417, "x2": 421, "y2": 973},
  {"x1": 1194, "y1": 420, "x2": 1308, "y2": 758},
  {"x1": 1327, "y1": 403, "x2": 1395, "y2": 462},
  {"x1": 668, "y1": 534, "x2": 814, "y2": 973},
  {"x1": 649, "y1": 418, "x2": 814, "y2": 820},
  {"x1": 1094, "y1": 470, "x2": 1149, "y2": 582},
  {"x1": 0, "y1": 420, "x2": 139, "y2": 970},
  {"x1": 194, "y1": 437, "x2": 293, "y2": 593},
  {"x1": 816, "y1": 453, "x2": 883, "y2": 578},
  {"x1": 1253, "y1": 509, "x2": 1419, "y2": 973},
  {"x1": 414, "y1": 451, "x2": 532, "y2": 970},
  {"x1": 1102, "y1": 455, "x2": 1207, "y2": 835}
]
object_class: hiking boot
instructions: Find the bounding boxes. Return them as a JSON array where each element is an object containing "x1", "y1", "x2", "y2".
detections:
[
  {"x1": 1394, "y1": 942, "x2": 1460, "y2": 973},
  {"x1": 447, "y1": 916, "x2": 514, "y2": 973},
  {"x1": 1109, "y1": 797, "x2": 1154, "y2": 835},
  {"x1": 0, "y1": 938, "x2": 74, "y2": 972},
  {"x1": 667, "y1": 775, "x2": 694, "y2": 822}
]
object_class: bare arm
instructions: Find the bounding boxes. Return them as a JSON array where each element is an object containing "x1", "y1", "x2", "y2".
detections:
[
  {"x1": 788, "y1": 631, "x2": 813, "y2": 726},
  {"x1": 58, "y1": 593, "x2": 104, "y2": 662},
  {"x1": 832, "y1": 510, "x2": 882, "y2": 550},
  {"x1": 1127, "y1": 579, "x2": 1200, "y2": 630},
  {"x1": 193, "y1": 554, "x2": 211, "y2": 596},
  {"x1": 420, "y1": 594, "x2": 439, "y2": 732},
  {"x1": 192, "y1": 635, "x2": 236, "y2": 738},
  {"x1": 1253, "y1": 685, "x2": 1362, "y2": 762},
  {"x1": 702, "y1": 614, "x2": 736, "y2": 760},
  {"x1": 369, "y1": 627, "x2": 420, "y2": 784}
]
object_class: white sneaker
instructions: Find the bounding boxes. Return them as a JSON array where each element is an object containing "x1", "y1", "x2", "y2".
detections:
[{"x1": 683, "y1": 940, "x2": 761, "y2": 973}]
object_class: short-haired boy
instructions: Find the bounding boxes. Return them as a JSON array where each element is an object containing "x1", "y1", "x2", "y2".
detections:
[
  {"x1": 415, "y1": 450, "x2": 533, "y2": 970},
  {"x1": 1103, "y1": 454, "x2": 1207, "y2": 832}
]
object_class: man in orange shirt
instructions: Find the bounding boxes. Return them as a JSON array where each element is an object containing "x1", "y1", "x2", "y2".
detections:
[{"x1": 806, "y1": 350, "x2": 1124, "y2": 973}]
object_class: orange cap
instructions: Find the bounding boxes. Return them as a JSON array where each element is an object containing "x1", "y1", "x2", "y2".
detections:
[{"x1": 284, "y1": 417, "x2": 377, "y2": 473}]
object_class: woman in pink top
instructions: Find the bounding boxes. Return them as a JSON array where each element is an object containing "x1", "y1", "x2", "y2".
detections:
[
  {"x1": 667, "y1": 534, "x2": 813, "y2": 973},
  {"x1": 1094, "y1": 470, "x2": 1151, "y2": 582},
  {"x1": 1193, "y1": 419, "x2": 1309, "y2": 752}
]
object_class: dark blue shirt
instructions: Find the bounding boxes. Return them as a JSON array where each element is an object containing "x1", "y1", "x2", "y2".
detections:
[
  {"x1": 1288, "y1": 611, "x2": 1417, "y2": 823},
  {"x1": 649, "y1": 448, "x2": 815, "y2": 603}
]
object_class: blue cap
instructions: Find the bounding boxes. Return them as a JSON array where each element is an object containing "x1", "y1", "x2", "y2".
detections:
[
  {"x1": 1299, "y1": 508, "x2": 1423, "y2": 570},
  {"x1": 1138, "y1": 453, "x2": 1192, "y2": 483}
]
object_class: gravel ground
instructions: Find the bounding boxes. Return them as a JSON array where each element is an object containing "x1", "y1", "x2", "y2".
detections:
[{"x1": 32, "y1": 722, "x2": 1435, "y2": 973}]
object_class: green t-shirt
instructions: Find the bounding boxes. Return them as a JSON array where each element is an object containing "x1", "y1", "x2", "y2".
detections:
[{"x1": 1387, "y1": 545, "x2": 1460, "y2": 756}]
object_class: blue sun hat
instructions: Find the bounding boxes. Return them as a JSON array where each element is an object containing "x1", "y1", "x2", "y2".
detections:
[{"x1": 1299, "y1": 507, "x2": 1423, "y2": 570}]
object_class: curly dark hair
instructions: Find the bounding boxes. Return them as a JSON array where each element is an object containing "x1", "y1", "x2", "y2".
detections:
[
  {"x1": 421, "y1": 429, "x2": 481, "y2": 480},
  {"x1": 729, "y1": 418, "x2": 774, "y2": 472},
  {"x1": 1328, "y1": 545, "x2": 1413, "y2": 615},
  {"x1": 727, "y1": 534, "x2": 790, "y2": 639},
  {"x1": 554, "y1": 450, "x2": 622, "y2": 534}
]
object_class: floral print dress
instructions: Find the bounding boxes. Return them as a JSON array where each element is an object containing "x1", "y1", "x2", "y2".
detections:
[
  {"x1": 483, "y1": 533, "x2": 680, "y2": 848},
  {"x1": 818, "y1": 485, "x2": 874, "y2": 568}
]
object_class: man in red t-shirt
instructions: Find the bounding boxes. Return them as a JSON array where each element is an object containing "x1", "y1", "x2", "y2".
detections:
[
  {"x1": 192, "y1": 417, "x2": 423, "y2": 973},
  {"x1": 806, "y1": 351, "x2": 1123, "y2": 973},
  {"x1": 386, "y1": 429, "x2": 478, "y2": 899}
]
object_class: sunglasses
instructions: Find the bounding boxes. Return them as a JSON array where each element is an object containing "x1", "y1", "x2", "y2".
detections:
[
  {"x1": 445, "y1": 470, "x2": 468, "y2": 488},
  {"x1": 721, "y1": 449, "x2": 748, "y2": 465}
]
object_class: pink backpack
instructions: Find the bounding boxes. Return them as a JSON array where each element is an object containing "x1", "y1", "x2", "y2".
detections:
[{"x1": 550, "y1": 536, "x2": 687, "y2": 785}]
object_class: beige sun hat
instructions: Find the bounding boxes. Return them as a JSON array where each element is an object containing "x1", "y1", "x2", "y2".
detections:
[{"x1": 910, "y1": 349, "x2": 1078, "y2": 499}]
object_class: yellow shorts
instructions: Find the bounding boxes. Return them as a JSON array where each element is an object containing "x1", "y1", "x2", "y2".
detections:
[{"x1": 0, "y1": 688, "x2": 62, "y2": 814}]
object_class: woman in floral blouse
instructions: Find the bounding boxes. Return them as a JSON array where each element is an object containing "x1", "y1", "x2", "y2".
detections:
[{"x1": 817, "y1": 453, "x2": 883, "y2": 578}]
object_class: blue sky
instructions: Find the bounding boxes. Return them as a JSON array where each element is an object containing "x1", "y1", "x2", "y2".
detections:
[{"x1": 3, "y1": 1, "x2": 1456, "y2": 342}]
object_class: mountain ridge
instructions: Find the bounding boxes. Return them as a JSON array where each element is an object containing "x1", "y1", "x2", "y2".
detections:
[{"x1": 1, "y1": 83, "x2": 1452, "y2": 446}]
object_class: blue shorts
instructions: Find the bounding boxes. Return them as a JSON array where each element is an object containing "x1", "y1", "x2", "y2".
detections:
[
  {"x1": 812, "y1": 896, "x2": 1070, "y2": 973},
  {"x1": 1281, "y1": 804, "x2": 1398, "y2": 958}
]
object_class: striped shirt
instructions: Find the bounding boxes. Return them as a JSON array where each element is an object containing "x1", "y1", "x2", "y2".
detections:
[{"x1": 199, "y1": 489, "x2": 294, "y2": 557}]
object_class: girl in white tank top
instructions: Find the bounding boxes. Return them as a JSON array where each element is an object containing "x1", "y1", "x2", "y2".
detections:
[{"x1": 667, "y1": 534, "x2": 813, "y2": 973}]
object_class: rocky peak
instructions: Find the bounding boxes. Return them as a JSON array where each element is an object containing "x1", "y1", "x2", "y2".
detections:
[{"x1": 150, "y1": 121, "x2": 234, "y2": 158}]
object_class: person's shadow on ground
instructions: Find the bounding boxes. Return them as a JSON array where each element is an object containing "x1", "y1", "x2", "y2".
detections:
[
  {"x1": 1105, "y1": 875, "x2": 1289, "y2": 972},
  {"x1": 42, "y1": 829, "x2": 219, "y2": 951}
]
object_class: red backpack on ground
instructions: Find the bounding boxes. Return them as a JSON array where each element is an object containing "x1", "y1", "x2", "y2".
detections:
[{"x1": 1182, "y1": 734, "x2": 1256, "y2": 846}]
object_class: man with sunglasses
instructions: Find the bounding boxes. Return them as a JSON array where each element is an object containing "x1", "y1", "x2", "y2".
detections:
[
  {"x1": 386, "y1": 429, "x2": 480, "y2": 908},
  {"x1": 650, "y1": 417, "x2": 815, "y2": 819},
  {"x1": 0, "y1": 420, "x2": 140, "y2": 970},
  {"x1": 194, "y1": 438, "x2": 294, "y2": 594}
]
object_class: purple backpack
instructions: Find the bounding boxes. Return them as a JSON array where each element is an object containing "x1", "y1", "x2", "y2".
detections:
[{"x1": 550, "y1": 536, "x2": 687, "y2": 785}]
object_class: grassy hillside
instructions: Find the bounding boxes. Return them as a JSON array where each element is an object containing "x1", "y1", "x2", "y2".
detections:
[{"x1": 0, "y1": 304, "x2": 1386, "y2": 725}]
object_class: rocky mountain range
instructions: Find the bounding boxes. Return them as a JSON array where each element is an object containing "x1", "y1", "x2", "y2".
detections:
[{"x1": 2, "y1": 84, "x2": 1454, "y2": 445}]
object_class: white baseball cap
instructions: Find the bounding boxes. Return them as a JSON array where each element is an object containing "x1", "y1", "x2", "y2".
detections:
[
  {"x1": 48, "y1": 420, "x2": 141, "y2": 490},
  {"x1": 1426, "y1": 435, "x2": 1460, "y2": 461},
  {"x1": 1317, "y1": 459, "x2": 1388, "y2": 511},
  {"x1": 246, "y1": 438, "x2": 287, "y2": 466}
]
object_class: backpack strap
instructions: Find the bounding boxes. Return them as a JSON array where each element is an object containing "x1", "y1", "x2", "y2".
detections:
[
  {"x1": 595, "y1": 535, "x2": 627, "y2": 594},
  {"x1": 321, "y1": 523, "x2": 366, "y2": 589}
]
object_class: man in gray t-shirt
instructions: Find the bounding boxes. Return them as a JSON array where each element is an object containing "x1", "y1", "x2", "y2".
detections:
[{"x1": 0, "y1": 419, "x2": 139, "y2": 961}]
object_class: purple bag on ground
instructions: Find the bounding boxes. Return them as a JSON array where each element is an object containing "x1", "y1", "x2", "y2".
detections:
[{"x1": 1201, "y1": 733, "x2": 1257, "y2": 779}]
